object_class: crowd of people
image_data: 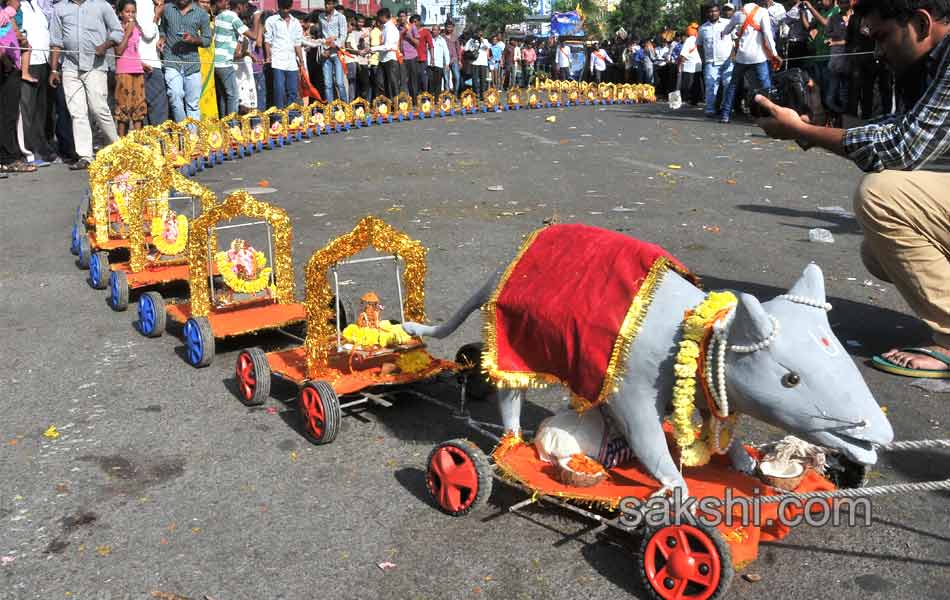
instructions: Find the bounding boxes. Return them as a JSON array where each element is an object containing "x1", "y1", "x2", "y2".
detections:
[
  {"x1": 573, "y1": 0, "x2": 899, "y2": 125},
  {"x1": 0, "y1": 0, "x2": 907, "y2": 176}
]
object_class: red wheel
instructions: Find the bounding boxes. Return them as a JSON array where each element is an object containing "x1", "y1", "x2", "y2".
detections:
[
  {"x1": 297, "y1": 381, "x2": 341, "y2": 445},
  {"x1": 638, "y1": 523, "x2": 733, "y2": 600},
  {"x1": 235, "y1": 347, "x2": 271, "y2": 406},
  {"x1": 425, "y1": 439, "x2": 493, "y2": 516}
]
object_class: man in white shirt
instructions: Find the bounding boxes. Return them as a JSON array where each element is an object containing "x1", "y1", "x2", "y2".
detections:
[
  {"x1": 18, "y1": 0, "x2": 55, "y2": 162},
  {"x1": 137, "y1": 0, "x2": 168, "y2": 125},
  {"x1": 368, "y1": 7, "x2": 399, "y2": 99},
  {"x1": 677, "y1": 24, "x2": 703, "y2": 105},
  {"x1": 719, "y1": 1, "x2": 780, "y2": 122},
  {"x1": 264, "y1": 0, "x2": 304, "y2": 108},
  {"x1": 556, "y1": 40, "x2": 571, "y2": 80},
  {"x1": 588, "y1": 42, "x2": 612, "y2": 84},
  {"x1": 427, "y1": 24, "x2": 450, "y2": 94},
  {"x1": 464, "y1": 31, "x2": 490, "y2": 97},
  {"x1": 698, "y1": 3, "x2": 734, "y2": 117}
]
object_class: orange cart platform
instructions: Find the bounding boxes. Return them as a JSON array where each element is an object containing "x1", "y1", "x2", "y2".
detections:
[
  {"x1": 233, "y1": 340, "x2": 460, "y2": 446},
  {"x1": 163, "y1": 298, "x2": 307, "y2": 368},
  {"x1": 423, "y1": 432, "x2": 837, "y2": 600}
]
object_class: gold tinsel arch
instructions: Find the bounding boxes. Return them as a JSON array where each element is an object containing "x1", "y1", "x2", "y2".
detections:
[
  {"x1": 437, "y1": 91, "x2": 457, "y2": 113},
  {"x1": 127, "y1": 172, "x2": 218, "y2": 271},
  {"x1": 350, "y1": 98, "x2": 371, "y2": 124},
  {"x1": 304, "y1": 216, "x2": 427, "y2": 374},
  {"x1": 325, "y1": 99, "x2": 353, "y2": 127},
  {"x1": 394, "y1": 92, "x2": 414, "y2": 119},
  {"x1": 242, "y1": 110, "x2": 271, "y2": 146},
  {"x1": 372, "y1": 95, "x2": 393, "y2": 120},
  {"x1": 459, "y1": 89, "x2": 478, "y2": 112},
  {"x1": 186, "y1": 190, "x2": 295, "y2": 317},
  {"x1": 416, "y1": 92, "x2": 435, "y2": 117},
  {"x1": 88, "y1": 139, "x2": 171, "y2": 246},
  {"x1": 264, "y1": 107, "x2": 289, "y2": 139}
]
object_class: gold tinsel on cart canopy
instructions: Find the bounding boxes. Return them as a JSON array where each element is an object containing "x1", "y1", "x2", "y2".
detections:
[
  {"x1": 127, "y1": 171, "x2": 217, "y2": 272},
  {"x1": 304, "y1": 216, "x2": 427, "y2": 374},
  {"x1": 88, "y1": 138, "x2": 171, "y2": 246},
  {"x1": 186, "y1": 190, "x2": 295, "y2": 317}
]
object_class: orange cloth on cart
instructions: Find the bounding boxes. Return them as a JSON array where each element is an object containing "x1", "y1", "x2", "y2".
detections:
[
  {"x1": 485, "y1": 224, "x2": 689, "y2": 408},
  {"x1": 492, "y1": 436, "x2": 837, "y2": 568}
]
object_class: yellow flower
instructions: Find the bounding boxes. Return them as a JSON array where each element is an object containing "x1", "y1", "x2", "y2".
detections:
[{"x1": 678, "y1": 340, "x2": 700, "y2": 359}]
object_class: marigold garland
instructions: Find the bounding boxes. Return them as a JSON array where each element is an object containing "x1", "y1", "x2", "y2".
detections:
[
  {"x1": 150, "y1": 214, "x2": 189, "y2": 256},
  {"x1": 395, "y1": 349, "x2": 433, "y2": 374},
  {"x1": 215, "y1": 250, "x2": 273, "y2": 295},
  {"x1": 340, "y1": 321, "x2": 411, "y2": 348},
  {"x1": 673, "y1": 291, "x2": 739, "y2": 467}
]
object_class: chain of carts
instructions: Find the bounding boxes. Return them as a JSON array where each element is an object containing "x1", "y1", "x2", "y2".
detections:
[{"x1": 68, "y1": 98, "x2": 886, "y2": 600}]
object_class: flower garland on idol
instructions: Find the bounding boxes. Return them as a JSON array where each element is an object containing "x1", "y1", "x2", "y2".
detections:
[
  {"x1": 215, "y1": 242, "x2": 273, "y2": 295},
  {"x1": 150, "y1": 212, "x2": 189, "y2": 256},
  {"x1": 672, "y1": 291, "x2": 739, "y2": 467}
]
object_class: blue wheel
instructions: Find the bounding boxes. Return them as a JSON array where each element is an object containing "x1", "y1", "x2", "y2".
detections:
[
  {"x1": 184, "y1": 316, "x2": 214, "y2": 367},
  {"x1": 70, "y1": 222, "x2": 81, "y2": 255},
  {"x1": 137, "y1": 291, "x2": 165, "y2": 336},
  {"x1": 77, "y1": 235, "x2": 91, "y2": 269},
  {"x1": 109, "y1": 270, "x2": 129, "y2": 311},
  {"x1": 89, "y1": 251, "x2": 110, "y2": 289}
]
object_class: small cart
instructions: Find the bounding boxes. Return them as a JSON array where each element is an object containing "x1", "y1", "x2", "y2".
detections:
[
  {"x1": 232, "y1": 217, "x2": 461, "y2": 445},
  {"x1": 137, "y1": 190, "x2": 306, "y2": 368},
  {"x1": 87, "y1": 173, "x2": 217, "y2": 313}
]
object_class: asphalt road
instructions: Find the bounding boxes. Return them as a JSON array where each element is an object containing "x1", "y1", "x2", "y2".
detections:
[{"x1": 1, "y1": 103, "x2": 948, "y2": 600}]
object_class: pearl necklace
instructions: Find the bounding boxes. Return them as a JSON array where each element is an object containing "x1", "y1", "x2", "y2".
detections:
[
  {"x1": 701, "y1": 292, "x2": 829, "y2": 454},
  {"x1": 780, "y1": 294, "x2": 832, "y2": 312}
]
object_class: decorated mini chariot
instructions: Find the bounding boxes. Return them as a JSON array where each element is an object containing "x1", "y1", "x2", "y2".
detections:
[
  {"x1": 135, "y1": 191, "x2": 307, "y2": 368},
  {"x1": 90, "y1": 170, "x2": 218, "y2": 315},
  {"x1": 232, "y1": 217, "x2": 467, "y2": 445},
  {"x1": 71, "y1": 140, "x2": 168, "y2": 271}
]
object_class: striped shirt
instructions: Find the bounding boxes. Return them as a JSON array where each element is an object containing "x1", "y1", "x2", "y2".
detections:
[
  {"x1": 213, "y1": 9, "x2": 248, "y2": 68},
  {"x1": 160, "y1": 2, "x2": 211, "y2": 76},
  {"x1": 844, "y1": 36, "x2": 950, "y2": 172}
]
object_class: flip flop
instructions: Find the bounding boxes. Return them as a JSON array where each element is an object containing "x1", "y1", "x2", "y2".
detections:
[{"x1": 871, "y1": 347, "x2": 950, "y2": 379}]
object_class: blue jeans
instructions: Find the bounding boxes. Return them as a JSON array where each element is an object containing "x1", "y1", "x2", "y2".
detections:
[
  {"x1": 272, "y1": 68, "x2": 299, "y2": 109},
  {"x1": 165, "y1": 68, "x2": 202, "y2": 122},
  {"x1": 704, "y1": 60, "x2": 733, "y2": 115},
  {"x1": 721, "y1": 61, "x2": 771, "y2": 120},
  {"x1": 449, "y1": 62, "x2": 461, "y2": 95},
  {"x1": 322, "y1": 55, "x2": 347, "y2": 102},
  {"x1": 254, "y1": 71, "x2": 266, "y2": 110},
  {"x1": 215, "y1": 66, "x2": 239, "y2": 116}
]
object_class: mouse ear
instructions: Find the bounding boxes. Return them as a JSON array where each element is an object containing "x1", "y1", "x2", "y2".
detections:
[
  {"x1": 731, "y1": 293, "x2": 774, "y2": 349},
  {"x1": 785, "y1": 263, "x2": 826, "y2": 304}
]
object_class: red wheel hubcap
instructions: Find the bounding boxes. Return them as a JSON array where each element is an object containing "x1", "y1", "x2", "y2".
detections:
[
  {"x1": 301, "y1": 387, "x2": 326, "y2": 439},
  {"x1": 236, "y1": 353, "x2": 256, "y2": 400},
  {"x1": 428, "y1": 446, "x2": 479, "y2": 512},
  {"x1": 644, "y1": 525, "x2": 721, "y2": 600}
]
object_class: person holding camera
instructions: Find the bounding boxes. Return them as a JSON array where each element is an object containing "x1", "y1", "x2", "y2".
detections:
[{"x1": 757, "y1": 0, "x2": 950, "y2": 378}]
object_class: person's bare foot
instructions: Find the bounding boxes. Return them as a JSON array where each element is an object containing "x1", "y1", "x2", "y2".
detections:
[{"x1": 881, "y1": 345, "x2": 950, "y2": 371}]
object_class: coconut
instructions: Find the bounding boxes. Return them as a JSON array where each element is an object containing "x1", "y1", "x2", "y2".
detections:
[
  {"x1": 553, "y1": 454, "x2": 606, "y2": 488},
  {"x1": 758, "y1": 460, "x2": 806, "y2": 491}
]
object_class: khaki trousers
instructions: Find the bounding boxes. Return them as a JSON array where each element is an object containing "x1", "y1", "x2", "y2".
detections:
[
  {"x1": 854, "y1": 170, "x2": 950, "y2": 347},
  {"x1": 62, "y1": 69, "x2": 118, "y2": 161}
]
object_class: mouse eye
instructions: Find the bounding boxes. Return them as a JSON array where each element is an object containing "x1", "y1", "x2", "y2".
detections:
[{"x1": 782, "y1": 372, "x2": 801, "y2": 388}]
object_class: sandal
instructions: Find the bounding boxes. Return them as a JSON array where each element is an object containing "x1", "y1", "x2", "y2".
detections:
[
  {"x1": 6, "y1": 160, "x2": 37, "y2": 173},
  {"x1": 871, "y1": 347, "x2": 950, "y2": 379}
]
